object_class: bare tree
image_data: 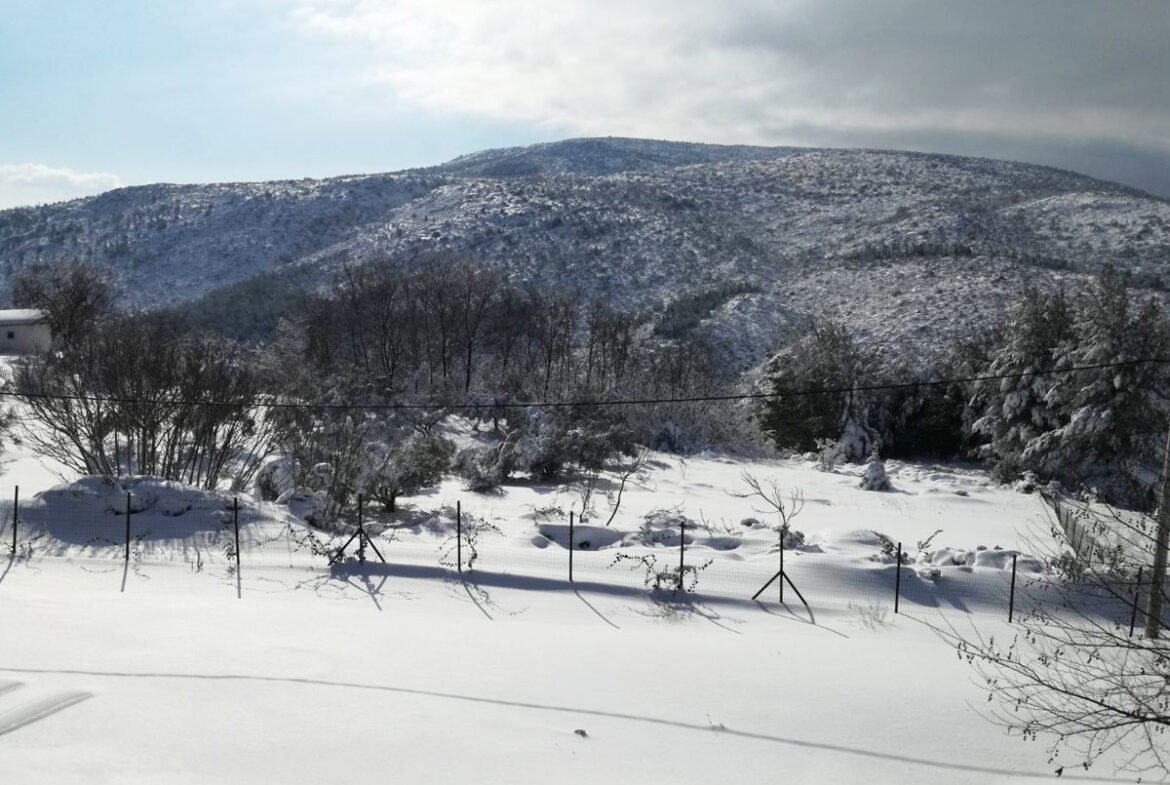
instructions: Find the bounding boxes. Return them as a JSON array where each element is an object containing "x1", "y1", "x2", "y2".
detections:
[
  {"x1": 935, "y1": 492, "x2": 1170, "y2": 778},
  {"x1": 11, "y1": 261, "x2": 114, "y2": 349},
  {"x1": 604, "y1": 447, "x2": 650, "y2": 527},
  {"x1": 735, "y1": 470, "x2": 806, "y2": 543}
]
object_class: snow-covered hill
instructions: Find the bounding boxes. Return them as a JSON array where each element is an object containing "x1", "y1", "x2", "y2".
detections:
[{"x1": 1, "y1": 138, "x2": 1167, "y2": 366}]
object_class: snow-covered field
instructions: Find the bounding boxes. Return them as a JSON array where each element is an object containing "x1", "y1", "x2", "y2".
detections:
[
  {"x1": 0, "y1": 429, "x2": 1139, "y2": 783},
  {"x1": 1, "y1": 557, "x2": 1111, "y2": 785},
  {"x1": 3, "y1": 444, "x2": 1050, "y2": 616}
]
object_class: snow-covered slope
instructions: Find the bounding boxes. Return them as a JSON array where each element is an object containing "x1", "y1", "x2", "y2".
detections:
[{"x1": 1, "y1": 138, "x2": 1167, "y2": 365}]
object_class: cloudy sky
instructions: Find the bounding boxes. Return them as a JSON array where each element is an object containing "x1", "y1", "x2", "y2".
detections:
[{"x1": 1, "y1": 0, "x2": 1167, "y2": 208}]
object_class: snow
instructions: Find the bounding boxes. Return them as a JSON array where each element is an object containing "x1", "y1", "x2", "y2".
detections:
[
  {"x1": 0, "y1": 310, "x2": 47, "y2": 325},
  {"x1": 0, "y1": 439, "x2": 1137, "y2": 781},
  {"x1": 0, "y1": 446, "x2": 1055, "y2": 600},
  {"x1": 0, "y1": 393, "x2": 1138, "y2": 782},
  {"x1": 0, "y1": 543, "x2": 1128, "y2": 784},
  {"x1": 0, "y1": 138, "x2": 1161, "y2": 781}
]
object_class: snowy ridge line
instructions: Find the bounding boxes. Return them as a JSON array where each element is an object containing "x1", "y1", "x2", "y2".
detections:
[
  {"x1": 0, "y1": 690, "x2": 92, "y2": 737},
  {"x1": 3, "y1": 357, "x2": 1168, "y2": 412}
]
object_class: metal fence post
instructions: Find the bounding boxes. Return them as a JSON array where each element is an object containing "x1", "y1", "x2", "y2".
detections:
[
  {"x1": 678, "y1": 520, "x2": 685, "y2": 592},
  {"x1": 456, "y1": 500, "x2": 462, "y2": 573},
  {"x1": 1130, "y1": 567, "x2": 1145, "y2": 638},
  {"x1": 1008, "y1": 553, "x2": 1018, "y2": 622},
  {"x1": 569, "y1": 510, "x2": 575, "y2": 583},
  {"x1": 233, "y1": 497, "x2": 241, "y2": 598},
  {"x1": 124, "y1": 491, "x2": 132, "y2": 565},
  {"x1": 357, "y1": 494, "x2": 366, "y2": 563},
  {"x1": 779, "y1": 530, "x2": 785, "y2": 604},
  {"x1": 894, "y1": 541, "x2": 902, "y2": 614},
  {"x1": 11, "y1": 486, "x2": 17, "y2": 554}
]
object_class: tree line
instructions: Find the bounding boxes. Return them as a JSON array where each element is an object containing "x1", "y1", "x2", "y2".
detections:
[
  {"x1": 8, "y1": 258, "x2": 1167, "y2": 514},
  {"x1": 759, "y1": 267, "x2": 1170, "y2": 508},
  {"x1": 6, "y1": 256, "x2": 756, "y2": 523}
]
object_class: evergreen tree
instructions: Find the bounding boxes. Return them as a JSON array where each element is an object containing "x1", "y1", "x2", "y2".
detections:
[
  {"x1": 760, "y1": 322, "x2": 879, "y2": 459},
  {"x1": 968, "y1": 286, "x2": 1074, "y2": 479},
  {"x1": 1024, "y1": 269, "x2": 1170, "y2": 503}
]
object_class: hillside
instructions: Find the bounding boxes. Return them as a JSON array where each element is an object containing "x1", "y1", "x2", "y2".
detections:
[{"x1": 2, "y1": 138, "x2": 1168, "y2": 368}]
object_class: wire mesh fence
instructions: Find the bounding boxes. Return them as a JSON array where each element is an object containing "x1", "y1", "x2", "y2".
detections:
[{"x1": 0, "y1": 482, "x2": 1159, "y2": 631}]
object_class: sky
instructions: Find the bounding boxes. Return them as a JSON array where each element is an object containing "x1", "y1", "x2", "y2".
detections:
[{"x1": 0, "y1": 0, "x2": 1167, "y2": 209}]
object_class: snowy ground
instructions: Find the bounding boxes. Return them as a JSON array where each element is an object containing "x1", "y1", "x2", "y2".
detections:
[
  {"x1": 0, "y1": 555, "x2": 1136, "y2": 784},
  {"x1": 0, "y1": 433, "x2": 1144, "y2": 783},
  {"x1": 2, "y1": 447, "x2": 1054, "y2": 617}
]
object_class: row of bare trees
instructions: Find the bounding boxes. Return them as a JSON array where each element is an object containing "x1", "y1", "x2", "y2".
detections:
[{"x1": 300, "y1": 256, "x2": 644, "y2": 402}]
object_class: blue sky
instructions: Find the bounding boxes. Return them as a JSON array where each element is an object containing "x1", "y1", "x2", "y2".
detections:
[{"x1": 1, "y1": 0, "x2": 1167, "y2": 208}]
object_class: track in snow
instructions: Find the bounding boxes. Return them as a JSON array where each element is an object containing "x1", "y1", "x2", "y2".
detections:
[{"x1": 0, "y1": 682, "x2": 91, "y2": 737}]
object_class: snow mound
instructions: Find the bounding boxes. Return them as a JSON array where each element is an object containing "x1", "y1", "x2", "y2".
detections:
[
  {"x1": 703, "y1": 536, "x2": 743, "y2": 551},
  {"x1": 619, "y1": 510, "x2": 698, "y2": 548},
  {"x1": 813, "y1": 529, "x2": 889, "y2": 549},
  {"x1": 537, "y1": 524, "x2": 624, "y2": 551},
  {"x1": 20, "y1": 476, "x2": 308, "y2": 560},
  {"x1": 38, "y1": 476, "x2": 216, "y2": 520},
  {"x1": 921, "y1": 546, "x2": 1043, "y2": 573},
  {"x1": 971, "y1": 549, "x2": 1044, "y2": 572}
]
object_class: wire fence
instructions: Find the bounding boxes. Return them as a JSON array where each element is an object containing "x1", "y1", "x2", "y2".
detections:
[
  {"x1": 0, "y1": 484, "x2": 1160, "y2": 631},
  {"x1": 1050, "y1": 493, "x2": 1104, "y2": 565}
]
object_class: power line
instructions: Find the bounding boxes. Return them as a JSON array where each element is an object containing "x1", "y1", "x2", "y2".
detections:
[{"x1": 2, "y1": 357, "x2": 1168, "y2": 413}]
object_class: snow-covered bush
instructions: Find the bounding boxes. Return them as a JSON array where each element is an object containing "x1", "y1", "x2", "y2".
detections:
[
  {"x1": 1013, "y1": 471, "x2": 1041, "y2": 495},
  {"x1": 254, "y1": 457, "x2": 297, "y2": 501},
  {"x1": 276, "y1": 487, "x2": 329, "y2": 527},
  {"x1": 365, "y1": 433, "x2": 455, "y2": 512},
  {"x1": 511, "y1": 406, "x2": 635, "y2": 481},
  {"x1": 859, "y1": 460, "x2": 893, "y2": 492},
  {"x1": 815, "y1": 437, "x2": 846, "y2": 471},
  {"x1": 265, "y1": 373, "x2": 452, "y2": 521},
  {"x1": 453, "y1": 445, "x2": 510, "y2": 492},
  {"x1": 777, "y1": 526, "x2": 807, "y2": 551}
]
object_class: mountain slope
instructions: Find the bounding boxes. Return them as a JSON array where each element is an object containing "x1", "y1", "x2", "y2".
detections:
[{"x1": 1, "y1": 138, "x2": 1167, "y2": 367}]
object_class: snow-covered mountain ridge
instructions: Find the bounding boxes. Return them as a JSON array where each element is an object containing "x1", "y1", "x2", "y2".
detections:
[{"x1": 1, "y1": 138, "x2": 1167, "y2": 367}]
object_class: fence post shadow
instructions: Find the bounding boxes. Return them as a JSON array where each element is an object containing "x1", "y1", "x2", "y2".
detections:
[{"x1": 573, "y1": 587, "x2": 619, "y2": 629}]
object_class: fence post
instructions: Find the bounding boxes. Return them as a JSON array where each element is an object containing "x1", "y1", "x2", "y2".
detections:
[
  {"x1": 893, "y1": 541, "x2": 902, "y2": 614},
  {"x1": 357, "y1": 494, "x2": 365, "y2": 563},
  {"x1": 1130, "y1": 567, "x2": 1144, "y2": 638},
  {"x1": 124, "y1": 491, "x2": 132, "y2": 566},
  {"x1": 11, "y1": 486, "x2": 17, "y2": 555},
  {"x1": 569, "y1": 510, "x2": 575, "y2": 583},
  {"x1": 779, "y1": 530, "x2": 785, "y2": 604},
  {"x1": 233, "y1": 497, "x2": 241, "y2": 597},
  {"x1": 678, "y1": 520, "x2": 685, "y2": 592},
  {"x1": 456, "y1": 500, "x2": 462, "y2": 573},
  {"x1": 1008, "y1": 553, "x2": 1018, "y2": 623}
]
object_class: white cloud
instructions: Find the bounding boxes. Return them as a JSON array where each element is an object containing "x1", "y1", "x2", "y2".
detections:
[
  {"x1": 0, "y1": 164, "x2": 123, "y2": 210},
  {"x1": 286, "y1": 0, "x2": 1170, "y2": 153}
]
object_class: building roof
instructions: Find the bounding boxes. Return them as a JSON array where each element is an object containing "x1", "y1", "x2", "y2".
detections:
[{"x1": 0, "y1": 309, "x2": 49, "y2": 326}]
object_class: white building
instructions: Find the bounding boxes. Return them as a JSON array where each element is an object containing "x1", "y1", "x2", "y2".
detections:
[{"x1": 0, "y1": 309, "x2": 52, "y2": 354}]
